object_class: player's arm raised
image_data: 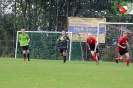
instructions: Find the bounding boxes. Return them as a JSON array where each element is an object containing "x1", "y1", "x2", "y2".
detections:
[
  {"x1": 56, "y1": 35, "x2": 60, "y2": 42},
  {"x1": 63, "y1": 36, "x2": 69, "y2": 42},
  {"x1": 66, "y1": 36, "x2": 70, "y2": 43},
  {"x1": 57, "y1": 37, "x2": 60, "y2": 42}
]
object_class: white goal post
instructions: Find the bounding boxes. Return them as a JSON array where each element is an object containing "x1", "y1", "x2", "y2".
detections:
[
  {"x1": 97, "y1": 22, "x2": 133, "y2": 44},
  {"x1": 15, "y1": 31, "x2": 73, "y2": 61},
  {"x1": 96, "y1": 22, "x2": 133, "y2": 61}
]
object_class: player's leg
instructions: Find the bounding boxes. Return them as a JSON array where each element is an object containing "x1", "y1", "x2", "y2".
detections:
[
  {"x1": 63, "y1": 48, "x2": 67, "y2": 63},
  {"x1": 115, "y1": 55, "x2": 124, "y2": 63},
  {"x1": 25, "y1": 46, "x2": 30, "y2": 61},
  {"x1": 90, "y1": 50, "x2": 98, "y2": 63},
  {"x1": 60, "y1": 49, "x2": 63, "y2": 56},
  {"x1": 96, "y1": 48, "x2": 100, "y2": 61},
  {"x1": 115, "y1": 49, "x2": 125, "y2": 63},
  {"x1": 26, "y1": 50, "x2": 30, "y2": 61},
  {"x1": 23, "y1": 51, "x2": 26, "y2": 61},
  {"x1": 125, "y1": 52, "x2": 130, "y2": 67},
  {"x1": 21, "y1": 46, "x2": 26, "y2": 61},
  {"x1": 96, "y1": 53, "x2": 100, "y2": 60},
  {"x1": 60, "y1": 48, "x2": 66, "y2": 63},
  {"x1": 22, "y1": 50, "x2": 26, "y2": 61}
]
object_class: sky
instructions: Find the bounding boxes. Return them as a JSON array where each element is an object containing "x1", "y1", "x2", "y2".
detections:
[{"x1": 0, "y1": 0, "x2": 13, "y2": 14}]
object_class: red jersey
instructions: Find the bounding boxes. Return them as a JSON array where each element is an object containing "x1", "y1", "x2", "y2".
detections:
[
  {"x1": 117, "y1": 37, "x2": 129, "y2": 52},
  {"x1": 86, "y1": 37, "x2": 97, "y2": 48}
]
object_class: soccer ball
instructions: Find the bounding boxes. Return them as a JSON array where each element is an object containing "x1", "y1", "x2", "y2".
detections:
[{"x1": 60, "y1": 37, "x2": 64, "y2": 41}]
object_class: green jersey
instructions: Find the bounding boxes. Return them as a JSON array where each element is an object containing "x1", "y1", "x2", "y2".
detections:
[{"x1": 19, "y1": 33, "x2": 29, "y2": 46}]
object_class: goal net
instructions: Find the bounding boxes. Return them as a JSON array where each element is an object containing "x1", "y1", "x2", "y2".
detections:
[
  {"x1": 97, "y1": 22, "x2": 133, "y2": 61},
  {"x1": 15, "y1": 31, "x2": 72, "y2": 60}
]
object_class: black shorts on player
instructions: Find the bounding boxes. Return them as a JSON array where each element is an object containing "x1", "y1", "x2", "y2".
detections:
[
  {"x1": 60, "y1": 48, "x2": 67, "y2": 53},
  {"x1": 90, "y1": 47, "x2": 98, "y2": 53},
  {"x1": 119, "y1": 48, "x2": 128, "y2": 56},
  {"x1": 21, "y1": 45, "x2": 29, "y2": 51}
]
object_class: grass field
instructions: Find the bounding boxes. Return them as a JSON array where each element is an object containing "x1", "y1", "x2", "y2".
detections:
[{"x1": 0, "y1": 58, "x2": 133, "y2": 88}]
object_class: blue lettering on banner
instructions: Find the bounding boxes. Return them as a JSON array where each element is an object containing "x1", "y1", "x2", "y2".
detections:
[{"x1": 69, "y1": 26, "x2": 105, "y2": 34}]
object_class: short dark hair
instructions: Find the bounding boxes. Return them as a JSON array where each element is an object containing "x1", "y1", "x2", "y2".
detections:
[{"x1": 62, "y1": 30, "x2": 66, "y2": 32}]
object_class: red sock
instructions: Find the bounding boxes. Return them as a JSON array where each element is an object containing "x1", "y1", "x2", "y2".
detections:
[
  {"x1": 24, "y1": 58, "x2": 26, "y2": 61},
  {"x1": 116, "y1": 57, "x2": 120, "y2": 61},
  {"x1": 126, "y1": 59, "x2": 130, "y2": 66},
  {"x1": 92, "y1": 56, "x2": 98, "y2": 62}
]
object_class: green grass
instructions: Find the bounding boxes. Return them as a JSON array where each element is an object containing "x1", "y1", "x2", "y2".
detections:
[{"x1": 0, "y1": 58, "x2": 133, "y2": 88}]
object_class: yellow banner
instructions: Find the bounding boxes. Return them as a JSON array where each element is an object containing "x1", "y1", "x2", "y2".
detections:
[{"x1": 68, "y1": 17, "x2": 106, "y2": 43}]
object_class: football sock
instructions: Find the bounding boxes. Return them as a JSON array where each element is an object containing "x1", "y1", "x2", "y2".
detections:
[
  {"x1": 63, "y1": 56, "x2": 66, "y2": 63},
  {"x1": 116, "y1": 57, "x2": 120, "y2": 61},
  {"x1": 23, "y1": 54, "x2": 26, "y2": 58},
  {"x1": 92, "y1": 55, "x2": 98, "y2": 62},
  {"x1": 126, "y1": 59, "x2": 130, "y2": 66},
  {"x1": 97, "y1": 56, "x2": 100, "y2": 61},
  {"x1": 27, "y1": 53, "x2": 30, "y2": 60}
]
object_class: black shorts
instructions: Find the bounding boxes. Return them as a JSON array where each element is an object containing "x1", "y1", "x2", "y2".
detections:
[
  {"x1": 90, "y1": 47, "x2": 99, "y2": 53},
  {"x1": 119, "y1": 48, "x2": 128, "y2": 55},
  {"x1": 21, "y1": 46, "x2": 29, "y2": 51},
  {"x1": 60, "y1": 48, "x2": 67, "y2": 53}
]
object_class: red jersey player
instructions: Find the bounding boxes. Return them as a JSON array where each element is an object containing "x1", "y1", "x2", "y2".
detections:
[
  {"x1": 115, "y1": 32, "x2": 130, "y2": 67},
  {"x1": 86, "y1": 33, "x2": 99, "y2": 65}
]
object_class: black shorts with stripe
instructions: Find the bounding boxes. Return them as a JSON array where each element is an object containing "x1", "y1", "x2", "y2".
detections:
[
  {"x1": 119, "y1": 48, "x2": 128, "y2": 56},
  {"x1": 90, "y1": 47, "x2": 99, "y2": 53},
  {"x1": 21, "y1": 45, "x2": 29, "y2": 51},
  {"x1": 60, "y1": 48, "x2": 67, "y2": 53}
]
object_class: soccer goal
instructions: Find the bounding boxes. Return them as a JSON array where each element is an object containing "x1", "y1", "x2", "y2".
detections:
[
  {"x1": 97, "y1": 22, "x2": 133, "y2": 61},
  {"x1": 15, "y1": 31, "x2": 72, "y2": 61}
]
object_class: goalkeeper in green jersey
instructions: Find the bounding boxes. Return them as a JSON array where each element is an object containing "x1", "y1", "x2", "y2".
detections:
[
  {"x1": 19, "y1": 28, "x2": 30, "y2": 61},
  {"x1": 57, "y1": 30, "x2": 70, "y2": 63}
]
